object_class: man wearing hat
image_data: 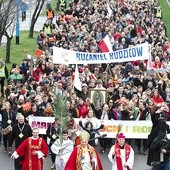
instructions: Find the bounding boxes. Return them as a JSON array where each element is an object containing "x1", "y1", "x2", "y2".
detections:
[
  {"x1": 65, "y1": 130, "x2": 103, "y2": 170},
  {"x1": 77, "y1": 83, "x2": 89, "y2": 101},
  {"x1": 108, "y1": 133, "x2": 134, "y2": 170}
]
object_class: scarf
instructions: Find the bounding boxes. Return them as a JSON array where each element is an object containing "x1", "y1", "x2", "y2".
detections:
[{"x1": 114, "y1": 143, "x2": 131, "y2": 170}]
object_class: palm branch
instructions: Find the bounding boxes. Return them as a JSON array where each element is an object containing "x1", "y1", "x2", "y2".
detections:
[{"x1": 53, "y1": 93, "x2": 71, "y2": 144}]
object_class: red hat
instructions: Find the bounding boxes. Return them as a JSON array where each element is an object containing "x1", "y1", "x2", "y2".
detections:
[
  {"x1": 78, "y1": 68, "x2": 83, "y2": 73},
  {"x1": 20, "y1": 89, "x2": 26, "y2": 95},
  {"x1": 117, "y1": 133, "x2": 125, "y2": 139}
]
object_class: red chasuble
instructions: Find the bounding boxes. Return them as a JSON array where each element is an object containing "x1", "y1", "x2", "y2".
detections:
[
  {"x1": 65, "y1": 144, "x2": 103, "y2": 170},
  {"x1": 16, "y1": 137, "x2": 48, "y2": 170}
]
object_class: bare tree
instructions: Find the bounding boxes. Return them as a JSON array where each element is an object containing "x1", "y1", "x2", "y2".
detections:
[
  {"x1": 0, "y1": 0, "x2": 16, "y2": 47},
  {"x1": 4, "y1": 15, "x2": 15, "y2": 62},
  {"x1": 29, "y1": 0, "x2": 45, "y2": 38}
]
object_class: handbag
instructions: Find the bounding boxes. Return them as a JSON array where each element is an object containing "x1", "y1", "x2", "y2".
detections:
[{"x1": 1, "y1": 125, "x2": 13, "y2": 135}]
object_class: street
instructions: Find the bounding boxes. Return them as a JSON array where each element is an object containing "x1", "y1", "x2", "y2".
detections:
[{"x1": 0, "y1": 141, "x2": 152, "y2": 170}]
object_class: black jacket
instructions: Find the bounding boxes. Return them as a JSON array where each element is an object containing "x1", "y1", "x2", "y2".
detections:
[
  {"x1": 163, "y1": 139, "x2": 170, "y2": 162},
  {"x1": 46, "y1": 123, "x2": 60, "y2": 146},
  {"x1": 9, "y1": 123, "x2": 32, "y2": 148},
  {"x1": 79, "y1": 121, "x2": 103, "y2": 147},
  {"x1": 0, "y1": 109, "x2": 16, "y2": 128}
]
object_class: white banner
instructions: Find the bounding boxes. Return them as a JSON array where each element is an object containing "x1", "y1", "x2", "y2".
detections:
[
  {"x1": 74, "y1": 119, "x2": 170, "y2": 139},
  {"x1": 28, "y1": 116, "x2": 170, "y2": 139},
  {"x1": 53, "y1": 43, "x2": 149, "y2": 64},
  {"x1": 28, "y1": 116, "x2": 55, "y2": 134}
]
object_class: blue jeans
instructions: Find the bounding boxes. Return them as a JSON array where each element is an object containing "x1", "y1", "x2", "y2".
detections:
[{"x1": 153, "y1": 161, "x2": 170, "y2": 170}]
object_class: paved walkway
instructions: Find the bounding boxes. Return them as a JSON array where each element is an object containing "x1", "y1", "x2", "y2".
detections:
[{"x1": 0, "y1": 142, "x2": 152, "y2": 170}]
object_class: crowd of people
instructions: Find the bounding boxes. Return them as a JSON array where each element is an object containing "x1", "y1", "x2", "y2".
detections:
[{"x1": 0, "y1": 0, "x2": 170, "y2": 169}]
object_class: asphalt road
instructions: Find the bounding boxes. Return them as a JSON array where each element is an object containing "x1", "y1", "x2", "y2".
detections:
[{"x1": 0, "y1": 140, "x2": 152, "y2": 170}]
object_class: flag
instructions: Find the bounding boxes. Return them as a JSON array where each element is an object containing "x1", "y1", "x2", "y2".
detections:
[
  {"x1": 74, "y1": 65, "x2": 82, "y2": 91},
  {"x1": 98, "y1": 35, "x2": 113, "y2": 52},
  {"x1": 147, "y1": 45, "x2": 154, "y2": 70},
  {"x1": 107, "y1": 3, "x2": 112, "y2": 19},
  {"x1": 34, "y1": 49, "x2": 43, "y2": 58}
]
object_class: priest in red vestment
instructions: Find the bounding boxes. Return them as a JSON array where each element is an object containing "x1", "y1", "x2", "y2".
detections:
[
  {"x1": 108, "y1": 133, "x2": 134, "y2": 170},
  {"x1": 11, "y1": 128, "x2": 48, "y2": 170},
  {"x1": 65, "y1": 130, "x2": 103, "y2": 170}
]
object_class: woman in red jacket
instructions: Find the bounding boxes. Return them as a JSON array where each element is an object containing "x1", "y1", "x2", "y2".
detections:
[
  {"x1": 33, "y1": 64, "x2": 46, "y2": 83},
  {"x1": 152, "y1": 89, "x2": 164, "y2": 105},
  {"x1": 77, "y1": 98, "x2": 89, "y2": 118}
]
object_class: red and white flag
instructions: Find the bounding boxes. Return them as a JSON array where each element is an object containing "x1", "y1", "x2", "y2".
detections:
[
  {"x1": 74, "y1": 65, "x2": 82, "y2": 91},
  {"x1": 147, "y1": 45, "x2": 154, "y2": 70},
  {"x1": 107, "y1": 3, "x2": 112, "y2": 19},
  {"x1": 98, "y1": 35, "x2": 113, "y2": 52}
]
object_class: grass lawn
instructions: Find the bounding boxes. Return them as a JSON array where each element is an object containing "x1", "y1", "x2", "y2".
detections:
[
  {"x1": 0, "y1": 31, "x2": 39, "y2": 70},
  {"x1": 158, "y1": 0, "x2": 170, "y2": 38}
]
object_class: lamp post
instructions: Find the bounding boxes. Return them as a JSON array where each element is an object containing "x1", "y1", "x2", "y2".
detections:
[{"x1": 16, "y1": 0, "x2": 20, "y2": 44}]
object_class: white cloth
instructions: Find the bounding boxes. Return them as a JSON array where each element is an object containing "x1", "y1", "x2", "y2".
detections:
[
  {"x1": 36, "y1": 151, "x2": 44, "y2": 159},
  {"x1": 51, "y1": 138, "x2": 74, "y2": 170},
  {"x1": 82, "y1": 117, "x2": 101, "y2": 129},
  {"x1": 108, "y1": 145, "x2": 134, "y2": 170},
  {"x1": 82, "y1": 151, "x2": 92, "y2": 170},
  {"x1": 11, "y1": 151, "x2": 19, "y2": 159},
  {"x1": 11, "y1": 143, "x2": 45, "y2": 160},
  {"x1": 101, "y1": 112, "x2": 109, "y2": 120},
  {"x1": 81, "y1": 151, "x2": 97, "y2": 170}
]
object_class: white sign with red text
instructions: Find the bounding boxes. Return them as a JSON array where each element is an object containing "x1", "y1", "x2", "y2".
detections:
[
  {"x1": 28, "y1": 116, "x2": 170, "y2": 139},
  {"x1": 28, "y1": 116, "x2": 55, "y2": 134},
  {"x1": 74, "y1": 118, "x2": 170, "y2": 139}
]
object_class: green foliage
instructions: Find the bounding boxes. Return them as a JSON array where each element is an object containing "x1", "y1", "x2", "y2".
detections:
[
  {"x1": 158, "y1": 0, "x2": 170, "y2": 38},
  {"x1": 53, "y1": 93, "x2": 70, "y2": 133},
  {"x1": 0, "y1": 31, "x2": 39, "y2": 71}
]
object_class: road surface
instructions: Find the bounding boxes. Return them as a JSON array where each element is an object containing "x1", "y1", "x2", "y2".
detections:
[{"x1": 0, "y1": 140, "x2": 152, "y2": 170}]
